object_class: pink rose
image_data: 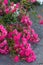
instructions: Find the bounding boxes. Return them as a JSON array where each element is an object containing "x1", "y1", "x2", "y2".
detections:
[
  {"x1": 0, "y1": 40, "x2": 7, "y2": 48},
  {"x1": 30, "y1": 0, "x2": 36, "y2": 3},
  {"x1": 39, "y1": 20, "x2": 43, "y2": 24},
  {"x1": 14, "y1": 56, "x2": 20, "y2": 62},
  {"x1": 0, "y1": 25, "x2": 7, "y2": 41},
  {"x1": 25, "y1": 52, "x2": 36, "y2": 62},
  {"x1": 19, "y1": 50, "x2": 25, "y2": 57},
  {"x1": 5, "y1": 8, "x2": 10, "y2": 14},
  {"x1": 4, "y1": 0, "x2": 8, "y2": 5}
]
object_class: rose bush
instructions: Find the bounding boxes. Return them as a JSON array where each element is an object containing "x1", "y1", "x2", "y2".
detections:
[{"x1": 0, "y1": 0, "x2": 40, "y2": 63}]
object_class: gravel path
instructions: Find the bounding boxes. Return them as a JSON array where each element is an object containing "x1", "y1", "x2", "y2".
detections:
[{"x1": 0, "y1": 5, "x2": 43, "y2": 65}]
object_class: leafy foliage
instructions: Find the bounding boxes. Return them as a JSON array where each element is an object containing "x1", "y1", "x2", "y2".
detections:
[
  {"x1": 10, "y1": 0, "x2": 20, "y2": 3},
  {"x1": 2, "y1": 13, "x2": 18, "y2": 24}
]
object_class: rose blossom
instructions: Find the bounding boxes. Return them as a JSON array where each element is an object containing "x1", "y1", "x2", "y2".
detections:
[
  {"x1": 21, "y1": 15, "x2": 32, "y2": 26},
  {"x1": 39, "y1": 20, "x2": 43, "y2": 24},
  {"x1": 30, "y1": 0, "x2": 36, "y2": 3},
  {"x1": 0, "y1": 25, "x2": 7, "y2": 41},
  {"x1": 25, "y1": 51, "x2": 36, "y2": 62},
  {"x1": 0, "y1": 40, "x2": 7, "y2": 48},
  {"x1": 5, "y1": 7, "x2": 10, "y2": 14},
  {"x1": 14, "y1": 56, "x2": 20, "y2": 62},
  {"x1": 4, "y1": 0, "x2": 8, "y2": 5}
]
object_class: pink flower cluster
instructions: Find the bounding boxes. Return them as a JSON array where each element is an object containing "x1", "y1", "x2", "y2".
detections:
[
  {"x1": 30, "y1": 0, "x2": 36, "y2": 3},
  {"x1": 0, "y1": 25, "x2": 9, "y2": 54},
  {"x1": 21, "y1": 15, "x2": 40, "y2": 43},
  {"x1": 21, "y1": 15, "x2": 32, "y2": 26},
  {"x1": 0, "y1": 40, "x2": 9, "y2": 54},
  {"x1": 39, "y1": 20, "x2": 43, "y2": 25},
  {"x1": 3, "y1": 0, "x2": 8, "y2": 5},
  {"x1": 27, "y1": 0, "x2": 36, "y2": 3},
  {"x1": 0, "y1": 0, "x2": 40, "y2": 63},
  {"x1": 14, "y1": 37, "x2": 36, "y2": 62},
  {"x1": 4, "y1": 2, "x2": 20, "y2": 14},
  {"x1": 0, "y1": 15, "x2": 40, "y2": 63},
  {"x1": 10, "y1": 3, "x2": 20, "y2": 13},
  {"x1": 13, "y1": 29, "x2": 38, "y2": 62},
  {"x1": 6, "y1": 15, "x2": 40, "y2": 62},
  {"x1": 8, "y1": 29, "x2": 36, "y2": 62},
  {"x1": 0, "y1": 25, "x2": 7, "y2": 41}
]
